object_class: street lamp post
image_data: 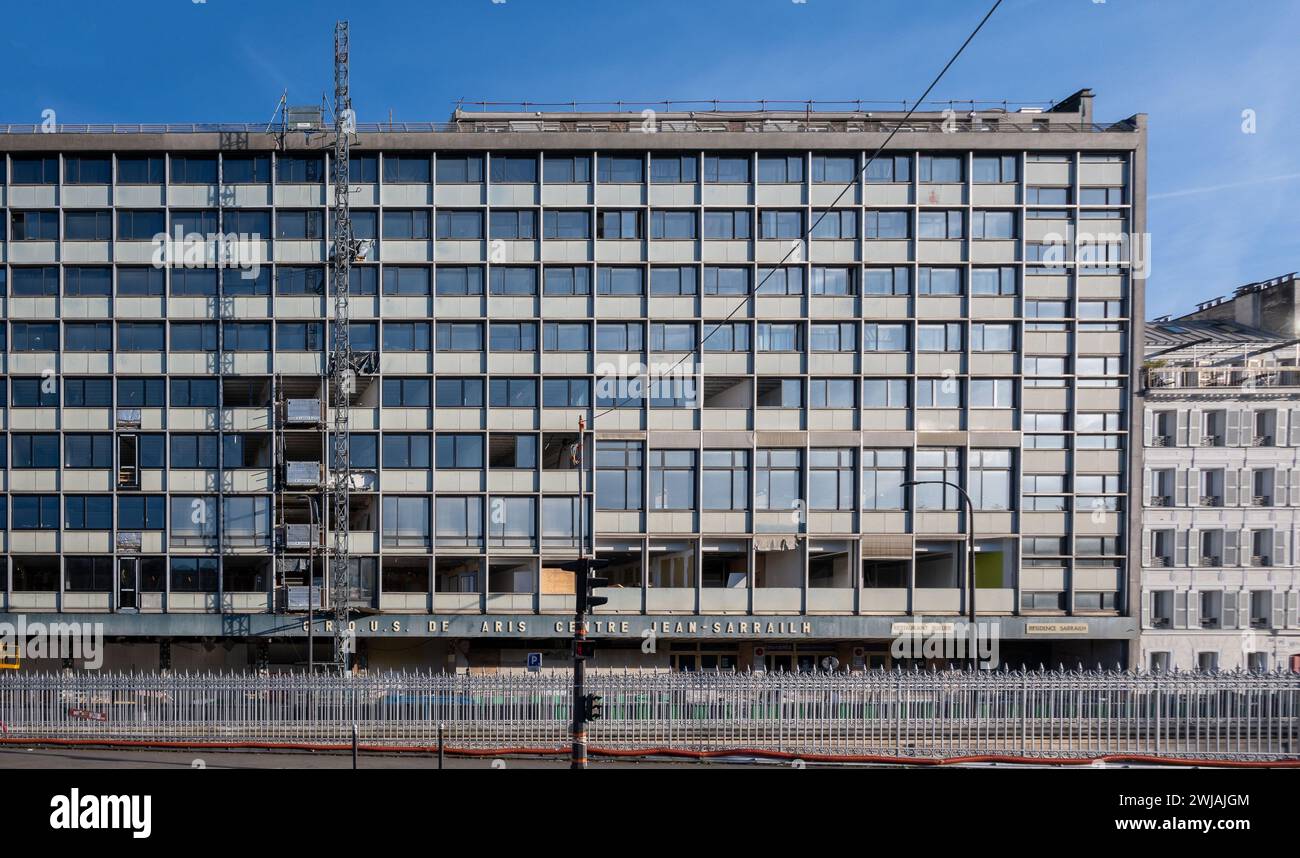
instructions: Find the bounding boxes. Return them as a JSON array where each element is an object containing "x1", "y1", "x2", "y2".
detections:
[{"x1": 901, "y1": 479, "x2": 980, "y2": 669}]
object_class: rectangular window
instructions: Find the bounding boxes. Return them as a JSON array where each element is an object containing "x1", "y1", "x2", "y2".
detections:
[
  {"x1": 810, "y1": 448, "x2": 854, "y2": 510},
  {"x1": 545, "y1": 378, "x2": 590, "y2": 408},
  {"x1": 758, "y1": 210, "x2": 803, "y2": 240},
  {"x1": 435, "y1": 322, "x2": 483, "y2": 351},
  {"x1": 12, "y1": 377, "x2": 59, "y2": 407},
  {"x1": 810, "y1": 209, "x2": 856, "y2": 240},
  {"x1": 11, "y1": 210, "x2": 59, "y2": 241},
  {"x1": 63, "y1": 322, "x2": 109, "y2": 352},
  {"x1": 757, "y1": 322, "x2": 802, "y2": 352},
  {"x1": 914, "y1": 448, "x2": 960, "y2": 510},
  {"x1": 116, "y1": 209, "x2": 165, "y2": 240},
  {"x1": 596, "y1": 322, "x2": 643, "y2": 352},
  {"x1": 756, "y1": 378, "x2": 802, "y2": 408},
  {"x1": 970, "y1": 378, "x2": 1015, "y2": 408},
  {"x1": 489, "y1": 322, "x2": 537, "y2": 352},
  {"x1": 382, "y1": 209, "x2": 431, "y2": 240},
  {"x1": 435, "y1": 266, "x2": 485, "y2": 296},
  {"x1": 12, "y1": 434, "x2": 60, "y2": 468},
  {"x1": 703, "y1": 155, "x2": 750, "y2": 184},
  {"x1": 863, "y1": 323, "x2": 907, "y2": 352},
  {"x1": 970, "y1": 449, "x2": 1013, "y2": 511},
  {"x1": 810, "y1": 378, "x2": 856, "y2": 409},
  {"x1": 118, "y1": 495, "x2": 166, "y2": 529},
  {"x1": 702, "y1": 450, "x2": 748, "y2": 510},
  {"x1": 702, "y1": 210, "x2": 750, "y2": 240},
  {"x1": 490, "y1": 378, "x2": 538, "y2": 408},
  {"x1": 650, "y1": 323, "x2": 695, "y2": 352},
  {"x1": 383, "y1": 434, "x2": 432, "y2": 469},
  {"x1": 276, "y1": 321, "x2": 324, "y2": 351},
  {"x1": 650, "y1": 154, "x2": 698, "y2": 184},
  {"x1": 756, "y1": 266, "x2": 803, "y2": 296},
  {"x1": 971, "y1": 155, "x2": 1017, "y2": 183},
  {"x1": 434, "y1": 154, "x2": 480, "y2": 184},
  {"x1": 703, "y1": 266, "x2": 749, "y2": 296},
  {"x1": 596, "y1": 267, "x2": 643, "y2": 296},
  {"x1": 919, "y1": 155, "x2": 963, "y2": 183},
  {"x1": 918, "y1": 210, "x2": 963, "y2": 239},
  {"x1": 11, "y1": 156, "x2": 59, "y2": 184},
  {"x1": 864, "y1": 266, "x2": 910, "y2": 296},
  {"x1": 543, "y1": 322, "x2": 590, "y2": 352},
  {"x1": 436, "y1": 210, "x2": 484, "y2": 240},
  {"x1": 863, "y1": 449, "x2": 907, "y2": 510},
  {"x1": 223, "y1": 154, "x2": 271, "y2": 184},
  {"x1": 489, "y1": 209, "x2": 536, "y2": 240},
  {"x1": 649, "y1": 210, "x2": 698, "y2": 240},
  {"x1": 810, "y1": 322, "x2": 855, "y2": 352},
  {"x1": 436, "y1": 377, "x2": 484, "y2": 407},
  {"x1": 649, "y1": 266, "x2": 696, "y2": 296},
  {"x1": 811, "y1": 267, "x2": 854, "y2": 296},
  {"x1": 597, "y1": 155, "x2": 643, "y2": 184},
  {"x1": 649, "y1": 450, "x2": 696, "y2": 509},
  {"x1": 702, "y1": 322, "x2": 749, "y2": 352},
  {"x1": 275, "y1": 266, "x2": 325, "y2": 295},
  {"x1": 384, "y1": 154, "x2": 432, "y2": 183},
  {"x1": 169, "y1": 378, "x2": 220, "y2": 407},
  {"x1": 757, "y1": 155, "x2": 804, "y2": 184},
  {"x1": 543, "y1": 154, "x2": 590, "y2": 183},
  {"x1": 112, "y1": 322, "x2": 164, "y2": 352},
  {"x1": 489, "y1": 155, "x2": 537, "y2": 183},
  {"x1": 13, "y1": 496, "x2": 60, "y2": 529},
  {"x1": 223, "y1": 322, "x2": 271, "y2": 352},
  {"x1": 970, "y1": 210, "x2": 1017, "y2": 239},
  {"x1": 488, "y1": 267, "x2": 537, "y2": 296},
  {"x1": 971, "y1": 266, "x2": 1017, "y2": 296},
  {"x1": 917, "y1": 267, "x2": 962, "y2": 296},
  {"x1": 865, "y1": 155, "x2": 911, "y2": 183},
  {"x1": 596, "y1": 441, "x2": 643, "y2": 510},
  {"x1": 382, "y1": 321, "x2": 432, "y2": 352},
  {"x1": 971, "y1": 323, "x2": 1015, "y2": 352},
  {"x1": 756, "y1": 449, "x2": 802, "y2": 510},
  {"x1": 435, "y1": 496, "x2": 484, "y2": 548},
  {"x1": 811, "y1": 155, "x2": 855, "y2": 183},
  {"x1": 65, "y1": 210, "x2": 113, "y2": 240},
  {"x1": 276, "y1": 155, "x2": 324, "y2": 183},
  {"x1": 12, "y1": 266, "x2": 60, "y2": 296},
  {"x1": 382, "y1": 266, "x2": 432, "y2": 296},
  {"x1": 435, "y1": 433, "x2": 485, "y2": 469},
  {"x1": 382, "y1": 496, "x2": 432, "y2": 547},
  {"x1": 542, "y1": 210, "x2": 590, "y2": 239},
  {"x1": 170, "y1": 322, "x2": 218, "y2": 352},
  {"x1": 917, "y1": 323, "x2": 962, "y2": 352},
  {"x1": 170, "y1": 156, "x2": 218, "y2": 184},
  {"x1": 865, "y1": 211, "x2": 910, "y2": 239},
  {"x1": 117, "y1": 155, "x2": 165, "y2": 185},
  {"x1": 382, "y1": 377, "x2": 431, "y2": 407},
  {"x1": 915, "y1": 378, "x2": 961, "y2": 408},
  {"x1": 488, "y1": 434, "x2": 538, "y2": 469},
  {"x1": 170, "y1": 434, "x2": 219, "y2": 469},
  {"x1": 597, "y1": 210, "x2": 642, "y2": 239}
]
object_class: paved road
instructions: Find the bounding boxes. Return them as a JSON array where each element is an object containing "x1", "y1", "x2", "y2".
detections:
[{"x1": 0, "y1": 746, "x2": 767, "y2": 769}]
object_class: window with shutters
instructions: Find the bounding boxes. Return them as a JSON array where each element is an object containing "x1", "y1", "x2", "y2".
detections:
[
  {"x1": 1201, "y1": 410, "x2": 1226, "y2": 446},
  {"x1": 1249, "y1": 530, "x2": 1273, "y2": 567},
  {"x1": 1249, "y1": 590, "x2": 1272, "y2": 628},
  {"x1": 1199, "y1": 591, "x2": 1223, "y2": 629},
  {"x1": 1150, "y1": 590, "x2": 1173, "y2": 628},
  {"x1": 1198, "y1": 530, "x2": 1223, "y2": 566}
]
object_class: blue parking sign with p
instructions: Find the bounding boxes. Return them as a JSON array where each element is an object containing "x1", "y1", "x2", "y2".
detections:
[{"x1": 526, "y1": 652, "x2": 543, "y2": 672}]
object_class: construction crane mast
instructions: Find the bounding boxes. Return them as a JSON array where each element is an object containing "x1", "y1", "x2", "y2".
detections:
[{"x1": 329, "y1": 19, "x2": 355, "y2": 673}]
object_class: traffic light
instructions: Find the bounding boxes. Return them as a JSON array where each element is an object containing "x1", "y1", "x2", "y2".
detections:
[
  {"x1": 556, "y1": 557, "x2": 612, "y2": 615},
  {"x1": 581, "y1": 693, "x2": 604, "y2": 721},
  {"x1": 573, "y1": 639, "x2": 596, "y2": 660}
]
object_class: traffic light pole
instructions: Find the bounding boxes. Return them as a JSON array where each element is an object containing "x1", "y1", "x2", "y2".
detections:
[{"x1": 571, "y1": 416, "x2": 588, "y2": 770}]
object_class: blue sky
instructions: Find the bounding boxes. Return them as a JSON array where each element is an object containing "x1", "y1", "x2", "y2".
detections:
[{"x1": 5, "y1": 0, "x2": 1298, "y2": 318}]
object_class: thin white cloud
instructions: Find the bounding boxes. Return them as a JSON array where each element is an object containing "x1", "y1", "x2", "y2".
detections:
[{"x1": 1150, "y1": 173, "x2": 1300, "y2": 201}]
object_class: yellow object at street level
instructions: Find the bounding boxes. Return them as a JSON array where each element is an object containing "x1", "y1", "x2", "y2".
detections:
[{"x1": 0, "y1": 642, "x2": 20, "y2": 670}]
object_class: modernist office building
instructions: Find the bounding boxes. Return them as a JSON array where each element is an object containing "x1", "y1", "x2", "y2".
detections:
[
  {"x1": 0, "y1": 89, "x2": 1145, "y2": 671},
  {"x1": 1139, "y1": 276, "x2": 1300, "y2": 672}
]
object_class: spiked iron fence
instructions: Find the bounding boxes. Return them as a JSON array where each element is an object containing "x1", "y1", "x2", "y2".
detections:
[{"x1": 0, "y1": 670, "x2": 1297, "y2": 762}]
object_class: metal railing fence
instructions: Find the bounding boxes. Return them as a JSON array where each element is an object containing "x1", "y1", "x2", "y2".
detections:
[{"x1": 0, "y1": 669, "x2": 1296, "y2": 762}]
